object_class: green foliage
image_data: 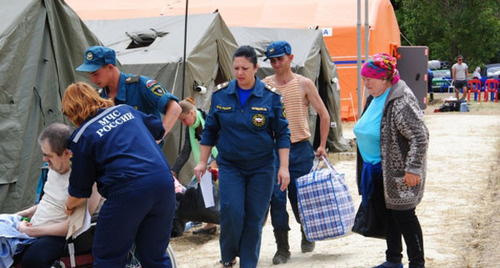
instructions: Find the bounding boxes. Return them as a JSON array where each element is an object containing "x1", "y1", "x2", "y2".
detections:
[{"x1": 394, "y1": 0, "x2": 500, "y2": 68}]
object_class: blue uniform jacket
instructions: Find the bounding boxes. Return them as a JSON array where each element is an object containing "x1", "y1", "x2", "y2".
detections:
[
  {"x1": 100, "y1": 72, "x2": 179, "y2": 118},
  {"x1": 201, "y1": 77, "x2": 290, "y2": 168},
  {"x1": 67, "y1": 105, "x2": 170, "y2": 198}
]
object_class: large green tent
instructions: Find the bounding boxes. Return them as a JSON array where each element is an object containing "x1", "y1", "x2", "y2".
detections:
[
  {"x1": 0, "y1": 0, "x2": 101, "y2": 213},
  {"x1": 84, "y1": 12, "x2": 238, "y2": 184}
]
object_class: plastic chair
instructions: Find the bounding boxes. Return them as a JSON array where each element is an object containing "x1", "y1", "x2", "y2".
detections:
[
  {"x1": 467, "y1": 79, "x2": 482, "y2": 101},
  {"x1": 483, "y1": 79, "x2": 499, "y2": 102}
]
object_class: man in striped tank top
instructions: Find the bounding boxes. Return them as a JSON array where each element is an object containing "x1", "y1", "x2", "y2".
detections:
[{"x1": 263, "y1": 41, "x2": 331, "y2": 265}]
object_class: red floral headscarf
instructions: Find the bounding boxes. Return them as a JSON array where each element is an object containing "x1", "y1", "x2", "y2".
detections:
[{"x1": 361, "y1": 53, "x2": 400, "y2": 85}]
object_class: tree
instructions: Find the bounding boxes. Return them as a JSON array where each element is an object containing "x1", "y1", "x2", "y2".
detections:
[{"x1": 393, "y1": 0, "x2": 500, "y2": 68}]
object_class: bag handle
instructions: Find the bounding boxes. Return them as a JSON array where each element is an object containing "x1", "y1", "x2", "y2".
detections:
[{"x1": 310, "y1": 155, "x2": 338, "y2": 174}]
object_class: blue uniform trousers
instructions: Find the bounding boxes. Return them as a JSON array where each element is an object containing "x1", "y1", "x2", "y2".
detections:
[
  {"x1": 218, "y1": 162, "x2": 275, "y2": 268},
  {"x1": 270, "y1": 141, "x2": 314, "y2": 231},
  {"x1": 93, "y1": 172, "x2": 175, "y2": 267}
]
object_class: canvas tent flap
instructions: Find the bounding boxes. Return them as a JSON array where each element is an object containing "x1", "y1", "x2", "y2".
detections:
[
  {"x1": 0, "y1": 0, "x2": 102, "y2": 213},
  {"x1": 230, "y1": 27, "x2": 350, "y2": 152}
]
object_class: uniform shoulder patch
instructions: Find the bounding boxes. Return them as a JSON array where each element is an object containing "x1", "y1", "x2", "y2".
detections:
[
  {"x1": 265, "y1": 84, "x2": 281, "y2": 95},
  {"x1": 125, "y1": 75, "x2": 141, "y2": 84},
  {"x1": 214, "y1": 81, "x2": 229, "y2": 92}
]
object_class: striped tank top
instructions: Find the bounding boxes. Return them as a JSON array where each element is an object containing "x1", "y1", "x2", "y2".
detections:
[{"x1": 263, "y1": 74, "x2": 310, "y2": 143}]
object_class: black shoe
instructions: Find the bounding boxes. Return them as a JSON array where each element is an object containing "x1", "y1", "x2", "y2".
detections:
[
  {"x1": 193, "y1": 226, "x2": 217, "y2": 235},
  {"x1": 300, "y1": 228, "x2": 315, "y2": 253},
  {"x1": 220, "y1": 259, "x2": 237, "y2": 267}
]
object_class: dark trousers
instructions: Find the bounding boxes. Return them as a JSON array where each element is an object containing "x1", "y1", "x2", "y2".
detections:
[
  {"x1": 372, "y1": 173, "x2": 425, "y2": 268},
  {"x1": 18, "y1": 236, "x2": 67, "y2": 268},
  {"x1": 93, "y1": 173, "x2": 175, "y2": 267},
  {"x1": 386, "y1": 208, "x2": 425, "y2": 268},
  {"x1": 218, "y1": 162, "x2": 275, "y2": 268},
  {"x1": 270, "y1": 141, "x2": 314, "y2": 231}
]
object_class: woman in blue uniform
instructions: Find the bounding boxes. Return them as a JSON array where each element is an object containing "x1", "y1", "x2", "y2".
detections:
[
  {"x1": 61, "y1": 82, "x2": 175, "y2": 267},
  {"x1": 194, "y1": 46, "x2": 291, "y2": 268}
]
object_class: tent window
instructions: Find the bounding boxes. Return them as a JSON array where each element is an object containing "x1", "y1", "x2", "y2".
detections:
[{"x1": 126, "y1": 29, "x2": 168, "y2": 49}]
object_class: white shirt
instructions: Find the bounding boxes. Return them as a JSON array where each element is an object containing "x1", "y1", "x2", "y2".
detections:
[
  {"x1": 31, "y1": 169, "x2": 69, "y2": 226},
  {"x1": 452, "y1": 62, "x2": 468, "y2": 80}
]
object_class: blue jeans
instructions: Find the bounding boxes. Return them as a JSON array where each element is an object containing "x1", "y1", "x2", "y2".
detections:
[
  {"x1": 270, "y1": 141, "x2": 314, "y2": 231},
  {"x1": 218, "y1": 162, "x2": 275, "y2": 268}
]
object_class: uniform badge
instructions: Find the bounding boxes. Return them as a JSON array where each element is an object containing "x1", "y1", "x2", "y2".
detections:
[
  {"x1": 86, "y1": 52, "x2": 93, "y2": 61},
  {"x1": 252, "y1": 113, "x2": 266, "y2": 127},
  {"x1": 150, "y1": 84, "x2": 166, "y2": 97},
  {"x1": 269, "y1": 47, "x2": 275, "y2": 55},
  {"x1": 282, "y1": 106, "x2": 287, "y2": 118}
]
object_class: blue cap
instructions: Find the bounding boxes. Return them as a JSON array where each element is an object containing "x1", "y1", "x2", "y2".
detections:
[
  {"x1": 264, "y1": 41, "x2": 292, "y2": 61},
  {"x1": 76, "y1": 46, "x2": 117, "y2": 72}
]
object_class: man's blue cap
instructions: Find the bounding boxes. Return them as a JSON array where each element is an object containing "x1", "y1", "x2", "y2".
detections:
[
  {"x1": 76, "y1": 46, "x2": 117, "y2": 72},
  {"x1": 264, "y1": 41, "x2": 292, "y2": 61}
]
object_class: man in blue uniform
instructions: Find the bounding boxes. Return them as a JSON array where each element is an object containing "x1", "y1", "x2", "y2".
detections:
[{"x1": 76, "y1": 46, "x2": 181, "y2": 143}]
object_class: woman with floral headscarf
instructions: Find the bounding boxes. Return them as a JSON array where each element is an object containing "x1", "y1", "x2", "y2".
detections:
[{"x1": 354, "y1": 53, "x2": 429, "y2": 268}]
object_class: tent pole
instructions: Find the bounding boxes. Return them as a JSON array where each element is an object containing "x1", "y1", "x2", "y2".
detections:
[
  {"x1": 365, "y1": 0, "x2": 369, "y2": 66},
  {"x1": 181, "y1": 0, "x2": 189, "y2": 100},
  {"x1": 179, "y1": 0, "x2": 189, "y2": 154},
  {"x1": 356, "y1": 0, "x2": 362, "y2": 118}
]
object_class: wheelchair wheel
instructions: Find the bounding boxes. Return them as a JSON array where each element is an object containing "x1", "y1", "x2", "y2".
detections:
[
  {"x1": 125, "y1": 244, "x2": 177, "y2": 268},
  {"x1": 167, "y1": 244, "x2": 178, "y2": 268}
]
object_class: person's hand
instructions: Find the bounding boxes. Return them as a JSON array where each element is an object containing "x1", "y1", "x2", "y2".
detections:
[
  {"x1": 277, "y1": 166, "x2": 290, "y2": 191},
  {"x1": 403, "y1": 172, "x2": 421, "y2": 187},
  {"x1": 64, "y1": 204, "x2": 75, "y2": 216},
  {"x1": 315, "y1": 146, "x2": 327, "y2": 158},
  {"x1": 208, "y1": 160, "x2": 218, "y2": 170},
  {"x1": 193, "y1": 162, "x2": 207, "y2": 182},
  {"x1": 17, "y1": 220, "x2": 32, "y2": 233}
]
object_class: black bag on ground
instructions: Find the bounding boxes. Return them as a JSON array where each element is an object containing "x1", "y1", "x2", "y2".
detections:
[
  {"x1": 177, "y1": 179, "x2": 220, "y2": 224},
  {"x1": 351, "y1": 198, "x2": 386, "y2": 239}
]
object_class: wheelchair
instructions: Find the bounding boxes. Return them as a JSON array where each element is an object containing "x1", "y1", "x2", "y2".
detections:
[{"x1": 14, "y1": 164, "x2": 178, "y2": 268}]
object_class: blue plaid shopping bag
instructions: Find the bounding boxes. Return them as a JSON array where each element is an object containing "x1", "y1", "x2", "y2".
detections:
[{"x1": 297, "y1": 156, "x2": 356, "y2": 241}]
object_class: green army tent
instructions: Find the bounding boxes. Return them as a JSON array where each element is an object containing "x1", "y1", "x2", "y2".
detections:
[
  {"x1": 230, "y1": 27, "x2": 350, "y2": 152},
  {"x1": 83, "y1": 12, "x2": 238, "y2": 184},
  {"x1": 0, "y1": 0, "x2": 102, "y2": 212}
]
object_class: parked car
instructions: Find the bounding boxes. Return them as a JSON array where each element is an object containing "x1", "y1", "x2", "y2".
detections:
[
  {"x1": 483, "y1": 63, "x2": 500, "y2": 79},
  {"x1": 431, "y1": 69, "x2": 452, "y2": 92}
]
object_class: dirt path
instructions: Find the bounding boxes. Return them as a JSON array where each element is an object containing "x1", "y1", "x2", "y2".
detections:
[{"x1": 170, "y1": 96, "x2": 500, "y2": 267}]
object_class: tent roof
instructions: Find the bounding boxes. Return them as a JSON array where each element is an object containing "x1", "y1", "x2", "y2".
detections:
[
  {"x1": 85, "y1": 12, "x2": 232, "y2": 65},
  {"x1": 66, "y1": 0, "x2": 377, "y2": 28}
]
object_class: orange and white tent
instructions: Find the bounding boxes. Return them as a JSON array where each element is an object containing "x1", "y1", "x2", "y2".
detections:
[{"x1": 66, "y1": 0, "x2": 400, "y2": 121}]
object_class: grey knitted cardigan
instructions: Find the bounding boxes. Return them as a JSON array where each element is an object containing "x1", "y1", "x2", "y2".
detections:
[{"x1": 356, "y1": 80, "x2": 429, "y2": 210}]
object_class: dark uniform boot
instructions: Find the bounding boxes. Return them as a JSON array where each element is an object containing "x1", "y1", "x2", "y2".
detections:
[
  {"x1": 272, "y1": 230, "x2": 291, "y2": 265},
  {"x1": 300, "y1": 227, "x2": 315, "y2": 253}
]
